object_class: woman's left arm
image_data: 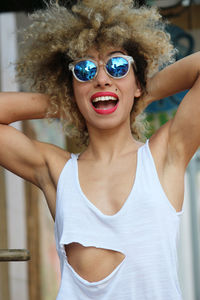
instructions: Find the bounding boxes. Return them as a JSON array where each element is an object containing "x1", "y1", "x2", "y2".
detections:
[{"x1": 145, "y1": 51, "x2": 200, "y2": 167}]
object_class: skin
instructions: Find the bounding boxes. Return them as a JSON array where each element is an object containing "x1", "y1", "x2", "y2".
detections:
[
  {"x1": 0, "y1": 47, "x2": 200, "y2": 282},
  {"x1": 72, "y1": 48, "x2": 142, "y2": 161}
]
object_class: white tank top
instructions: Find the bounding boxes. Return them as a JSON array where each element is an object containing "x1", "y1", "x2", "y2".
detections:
[{"x1": 55, "y1": 140, "x2": 184, "y2": 299}]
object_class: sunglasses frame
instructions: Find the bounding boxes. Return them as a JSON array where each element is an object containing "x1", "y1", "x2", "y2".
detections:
[{"x1": 68, "y1": 54, "x2": 137, "y2": 82}]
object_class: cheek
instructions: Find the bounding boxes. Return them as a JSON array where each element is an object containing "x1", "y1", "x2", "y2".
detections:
[
  {"x1": 73, "y1": 81, "x2": 83, "y2": 105},
  {"x1": 72, "y1": 82, "x2": 90, "y2": 115},
  {"x1": 71, "y1": 87, "x2": 83, "y2": 113},
  {"x1": 73, "y1": 78, "x2": 90, "y2": 99},
  {"x1": 72, "y1": 79, "x2": 79, "y2": 100}
]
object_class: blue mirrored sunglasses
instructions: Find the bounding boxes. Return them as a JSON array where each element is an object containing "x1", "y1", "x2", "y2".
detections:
[{"x1": 68, "y1": 55, "x2": 136, "y2": 82}]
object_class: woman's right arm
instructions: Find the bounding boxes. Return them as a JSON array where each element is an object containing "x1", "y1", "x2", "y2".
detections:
[
  {"x1": 0, "y1": 92, "x2": 52, "y2": 124},
  {"x1": 0, "y1": 92, "x2": 55, "y2": 187}
]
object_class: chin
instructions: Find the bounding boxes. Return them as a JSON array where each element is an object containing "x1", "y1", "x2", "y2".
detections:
[{"x1": 87, "y1": 117, "x2": 129, "y2": 133}]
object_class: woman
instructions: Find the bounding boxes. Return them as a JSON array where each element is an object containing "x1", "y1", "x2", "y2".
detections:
[{"x1": 0, "y1": 0, "x2": 200, "y2": 299}]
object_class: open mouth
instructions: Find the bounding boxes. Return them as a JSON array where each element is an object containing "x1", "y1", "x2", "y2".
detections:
[{"x1": 91, "y1": 96, "x2": 119, "y2": 110}]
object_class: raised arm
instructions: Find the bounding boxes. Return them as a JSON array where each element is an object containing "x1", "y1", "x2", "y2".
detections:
[
  {"x1": 0, "y1": 92, "x2": 50, "y2": 124},
  {"x1": 145, "y1": 52, "x2": 200, "y2": 167},
  {"x1": 145, "y1": 52, "x2": 200, "y2": 104},
  {"x1": 0, "y1": 92, "x2": 54, "y2": 187}
]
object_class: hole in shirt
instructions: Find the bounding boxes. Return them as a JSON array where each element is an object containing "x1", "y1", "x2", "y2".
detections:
[{"x1": 64, "y1": 242, "x2": 125, "y2": 283}]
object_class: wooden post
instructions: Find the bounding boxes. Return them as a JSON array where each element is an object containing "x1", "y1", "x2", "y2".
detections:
[
  {"x1": 0, "y1": 12, "x2": 28, "y2": 300},
  {"x1": 23, "y1": 120, "x2": 42, "y2": 300},
  {"x1": 0, "y1": 249, "x2": 30, "y2": 261},
  {"x1": 0, "y1": 168, "x2": 10, "y2": 300}
]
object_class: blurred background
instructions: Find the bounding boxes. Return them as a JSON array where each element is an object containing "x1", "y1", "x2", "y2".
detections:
[{"x1": 0, "y1": 0, "x2": 200, "y2": 300}]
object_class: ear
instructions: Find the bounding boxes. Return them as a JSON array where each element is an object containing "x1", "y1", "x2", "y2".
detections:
[{"x1": 134, "y1": 81, "x2": 142, "y2": 98}]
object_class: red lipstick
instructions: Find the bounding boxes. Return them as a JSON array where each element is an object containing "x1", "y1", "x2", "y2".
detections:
[
  {"x1": 91, "y1": 92, "x2": 119, "y2": 115},
  {"x1": 92, "y1": 103, "x2": 119, "y2": 115}
]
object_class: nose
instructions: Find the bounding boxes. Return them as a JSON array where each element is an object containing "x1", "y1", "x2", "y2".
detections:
[{"x1": 93, "y1": 64, "x2": 112, "y2": 88}]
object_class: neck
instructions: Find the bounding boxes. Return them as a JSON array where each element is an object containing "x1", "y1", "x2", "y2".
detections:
[{"x1": 83, "y1": 121, "x2": 140, "y2": 162}]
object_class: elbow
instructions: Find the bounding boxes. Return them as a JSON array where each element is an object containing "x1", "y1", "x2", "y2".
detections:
[
  {"x1": 0, "y1": 110, "x2": 18, "y2": 125},
  {"x1": 0, "y1": 117, "x2": 13, "y2": 125}
]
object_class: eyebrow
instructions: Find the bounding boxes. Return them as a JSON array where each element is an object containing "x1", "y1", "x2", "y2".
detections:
[
  {"x1": 108, "y1": 51, "x2": 126, "y2": 56},
  {"x1": 87, "y1": 50, "x2": 126, "y2": 59}
]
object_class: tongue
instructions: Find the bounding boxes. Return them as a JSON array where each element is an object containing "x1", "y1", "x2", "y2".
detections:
[{"x1": 95, "y1": 100, "x2": 117, "y2": 109}]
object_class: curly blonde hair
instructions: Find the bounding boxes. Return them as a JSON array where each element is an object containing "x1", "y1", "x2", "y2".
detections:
[{"x1": 16, "y1": 0, "x2": 175, "y2": 146}]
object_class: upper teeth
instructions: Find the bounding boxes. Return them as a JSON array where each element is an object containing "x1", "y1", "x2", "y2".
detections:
[{"x1": 92, "y1": 96, "x2": 118, "y2": 103}]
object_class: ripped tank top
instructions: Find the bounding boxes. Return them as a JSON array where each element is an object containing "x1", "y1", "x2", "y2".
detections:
[{"x1": 55, "y1": 140, "x2": 184, "y2": 299}]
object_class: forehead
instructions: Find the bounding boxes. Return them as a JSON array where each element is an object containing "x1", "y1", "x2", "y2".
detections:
[{"x1": 86, "y1": 47, "x2": 127, "y2": 59}]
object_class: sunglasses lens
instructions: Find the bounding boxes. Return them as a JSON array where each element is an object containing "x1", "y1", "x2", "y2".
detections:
[
  {"x1": 106, "y1": 57, "x2": 129, "y2": 78},
  {"x1": 74, "y1": 60, "x2": 97, "y2": 81}
]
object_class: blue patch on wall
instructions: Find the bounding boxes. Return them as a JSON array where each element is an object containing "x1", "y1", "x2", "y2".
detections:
[
  {"x1": 145, "y1": 90, "x2": 188, "y2": 113},
  {"x1": 145, "y1": 24, "x2": 194, "y2": 113}
]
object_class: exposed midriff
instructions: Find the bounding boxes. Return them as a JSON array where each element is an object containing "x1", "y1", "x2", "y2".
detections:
[{"x1": 65, "y1": 242, "x2": 125, "y2": 282}]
